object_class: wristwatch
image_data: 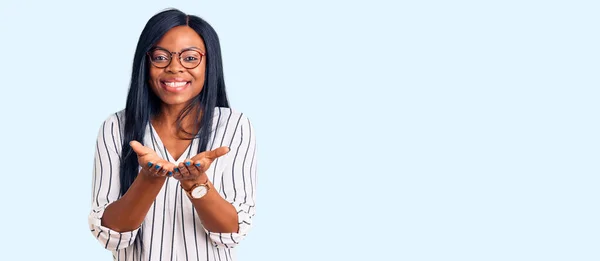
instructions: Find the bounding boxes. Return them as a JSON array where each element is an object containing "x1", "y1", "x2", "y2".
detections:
[{"x1": 182, "y1": 181, "x2": 211, "y2": 199}]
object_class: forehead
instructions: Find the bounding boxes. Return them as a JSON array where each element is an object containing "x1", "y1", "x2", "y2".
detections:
[{"x1": 155, "y1": 25, "x2": 205, "y2": 51}]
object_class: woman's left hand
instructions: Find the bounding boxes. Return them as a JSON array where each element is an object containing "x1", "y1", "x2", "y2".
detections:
[{"x1": 173, "y1": 146, "x2": 230, "y2": 182}]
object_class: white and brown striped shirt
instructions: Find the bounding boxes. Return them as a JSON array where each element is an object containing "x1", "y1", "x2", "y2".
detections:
[{"x1": 88, "y1": 107, "x2": 257, "y2": 261}]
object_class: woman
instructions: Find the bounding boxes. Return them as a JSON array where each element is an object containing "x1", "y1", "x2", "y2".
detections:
[{"x1": 88, "y1": 8, "x2": 257, "y2": 261}]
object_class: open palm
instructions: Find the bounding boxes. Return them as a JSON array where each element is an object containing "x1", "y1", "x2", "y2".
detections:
[{"x1": 130, "y1": 140, "x2": 177, "y2": 177}]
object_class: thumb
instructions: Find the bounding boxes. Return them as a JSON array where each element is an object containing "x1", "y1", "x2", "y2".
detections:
[
  {"x1": 130, "y1": 140, "x2": 152, "y2": 156},
  {"x1": 207, "y1": 146, "x2": 230, "y2": 159}
]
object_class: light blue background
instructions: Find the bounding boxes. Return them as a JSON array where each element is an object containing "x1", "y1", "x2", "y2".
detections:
[{"x1": 0, "y1": 0, "x2": 598, "y2": 260}]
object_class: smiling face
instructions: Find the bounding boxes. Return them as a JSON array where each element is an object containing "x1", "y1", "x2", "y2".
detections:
[{"x1": 148, "y1": 26, "x2": 207, "y2": 107}]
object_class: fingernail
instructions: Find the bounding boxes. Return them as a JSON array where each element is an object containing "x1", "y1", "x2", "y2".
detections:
[
  {"x1": 168, "y1": 171, "x2": 173, "y2": 176},
  {"x1": 155, "y1": 165, "x2": 161, "y2": 170},
  {"x1": 147, "y1": 162, "x2": 153, "y2": 167},
  {"x1": 174, "y1": 167, "x2": 179, "y2": 172},
  {"x1": 185, "y1": 161, "x2": 191, "y2": 166},
  {"x1": 195, "y1": 162, "x2": 201, "y2": 167}
]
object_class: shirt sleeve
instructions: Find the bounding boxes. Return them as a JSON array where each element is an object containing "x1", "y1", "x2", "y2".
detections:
[
  {"x1": 205, "y1": 114, "x2": 258, "y2": 248},
  {"x1": 88, "y1": 113, "x2": 140, "y2": 251}
]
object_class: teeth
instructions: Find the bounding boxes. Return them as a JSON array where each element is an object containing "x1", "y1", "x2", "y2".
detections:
[{"x1": 165, "y1": 82, "x2": 187, "y2": 87}]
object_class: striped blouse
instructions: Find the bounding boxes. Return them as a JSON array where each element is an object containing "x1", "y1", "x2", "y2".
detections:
[{"x1": 88, "y1": 107, "x2": 257, "y2": 261}]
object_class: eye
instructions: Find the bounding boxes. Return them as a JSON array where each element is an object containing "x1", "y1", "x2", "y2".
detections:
[
  {"x1": 149, "y1": 50, "x2": 170, "y2": 62},
  {"x1": 152, "y1": 55, "x2": 169, "y2": 61},
  {"x1": 181, "y1": 51, "x2": 201, "y2": 63}
]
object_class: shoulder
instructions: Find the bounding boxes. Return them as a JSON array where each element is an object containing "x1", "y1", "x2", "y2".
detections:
[
  {"x1": 96, "y1": 109, "x2": 126, "y2": 136},
  {"x1": 211, "y1": 107, "x2": 256, "y2": 142},
  {"x1": 99, "y1": 109, "x2": 125, "y2": 125},
  {"x1": 212, "y1": 107, "x2": 252, "y2": 126}
]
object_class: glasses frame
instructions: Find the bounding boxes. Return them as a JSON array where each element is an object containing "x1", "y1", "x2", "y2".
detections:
[{"x1": 147, "y1": 46, "x2": 206, "y2": 69}]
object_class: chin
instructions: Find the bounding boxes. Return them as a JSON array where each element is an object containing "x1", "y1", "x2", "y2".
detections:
[
  {"x1": 151, "y1": 84, "x2": 203, "y2": 107},
  {"x1": 160, "y1": 96, "x2": 192, "y2": 106}
]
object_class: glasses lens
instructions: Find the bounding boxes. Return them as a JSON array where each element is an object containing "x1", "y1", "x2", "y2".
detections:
[
  {"x1": 180, "y1": 50, "x2": 202, "y2": 68},
  {"x1": 149, "y1": 49, "x2": 171, "y2": 67}
]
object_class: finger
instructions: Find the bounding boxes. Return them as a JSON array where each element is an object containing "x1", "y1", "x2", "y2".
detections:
[
  {"x1": 143, "y1": 157, "x2": 161, "y2": 172},
  {"x1": 130, "y1": 140, "x2": 153, "y2": 157},
  {"x1": 158, "y1": 162, "x2": 171, "y2": 177},
  {"x1": 172, "y1": 166, "x2": 182, "y2": 179},
  {"x1": 193, "y1": 158, "x2": 210, "y2": 173},
  {"x1": 145, "y1": 161, "x2": 155, "y2": 171},
  {"x1": 149, "y1": 162, "x2": 163, "y2": 177},
  {"x1": 205, "y1": 146, "x2": 230, "y2": 160},
  {"x1": 184, "y1": 159, "x2": 201, "y2": 180},
  {"x1": 178, "y1": 160, "x2": 193, "y2": 180},
  {"x1": 167, "y1": 163, "x2": 177, "y2": 177}
]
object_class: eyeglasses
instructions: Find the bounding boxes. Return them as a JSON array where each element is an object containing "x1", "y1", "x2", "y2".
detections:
[{"x1": 147, "y1": 47, "x2": 205, "y2": 69}]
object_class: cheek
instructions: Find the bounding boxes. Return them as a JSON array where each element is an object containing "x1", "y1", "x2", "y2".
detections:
[
  {"x1": 148, "y1": 69, "x2": 162, "y2": 88},
  {"x1": 190, "y1": 67, "x2": 206, "y2": 84},
  {"x1": 149, "y1": 69, "x2": 161, "y2": 82}
]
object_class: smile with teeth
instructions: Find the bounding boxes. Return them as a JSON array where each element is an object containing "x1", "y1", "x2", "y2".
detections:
[
  {"x1": 164, "y1": 81, "x2": 189, "y2": 87},
  {"x1": 161, "y1": 80, "x2": 190, "y2": 92}
]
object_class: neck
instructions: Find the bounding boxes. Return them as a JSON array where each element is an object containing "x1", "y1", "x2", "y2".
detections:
[{"x1": 153, "y1": 103, "x2": 202, "y2": 138}]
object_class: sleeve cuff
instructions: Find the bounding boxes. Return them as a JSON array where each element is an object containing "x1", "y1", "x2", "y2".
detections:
[
  {"x1": 204, "y1": 203, "x2": 253, "y2": 248},
  {"x1": 88, "y1": 203, "x2": 141, "y2": 251}
]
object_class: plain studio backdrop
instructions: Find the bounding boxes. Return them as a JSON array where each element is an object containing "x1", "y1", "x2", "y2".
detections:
[{"x1": 0, "y1": 0, "x2": 598, "y2": 260}]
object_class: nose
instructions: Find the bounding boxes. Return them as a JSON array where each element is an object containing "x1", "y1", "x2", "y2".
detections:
[{"x1": 166, "y1": 53, "x2": 185, "y2": 73}]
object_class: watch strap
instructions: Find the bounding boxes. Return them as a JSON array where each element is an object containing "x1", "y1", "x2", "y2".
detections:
[{"x1": 181, "y1": 181, "x2": 210, "y2": 198}]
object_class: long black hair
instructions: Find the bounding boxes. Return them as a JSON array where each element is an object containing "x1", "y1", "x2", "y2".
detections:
[{"x1": 119, "y1": 8, "x2": 230, "y2": 252}]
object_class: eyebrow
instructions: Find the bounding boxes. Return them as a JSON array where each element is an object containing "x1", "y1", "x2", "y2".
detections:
[{"x1": 154, "y1": 46, "x2": 205, "y2": 53}]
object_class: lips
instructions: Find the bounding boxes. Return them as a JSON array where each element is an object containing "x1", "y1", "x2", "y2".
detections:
[
  {"x1": 160, "y1": 78, "x2": 191, "y2": 92},
  {"x1": 164, "y1": 81, "x2": 187, "y2": 87}
]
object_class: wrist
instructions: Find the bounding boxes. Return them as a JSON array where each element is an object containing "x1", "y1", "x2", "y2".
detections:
[
  {"x1": 180, "y1": 174, "x2": 209, "y2": 191},
  {"x1": 138, "y1": 170, "x2": 167, "y2": 184}
]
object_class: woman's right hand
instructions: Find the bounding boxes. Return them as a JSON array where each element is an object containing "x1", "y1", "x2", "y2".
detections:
[{"x1": 130, "y1": 140, "x2": 176, "y2": 178}]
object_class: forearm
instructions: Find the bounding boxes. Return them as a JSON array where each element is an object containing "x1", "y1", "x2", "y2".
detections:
[
  {"x1": 181, "y1": 175, "x2": 239, "y2": 233},
  {"x1": 101, "y1": 172, "x2": 166, "y2": 232}
]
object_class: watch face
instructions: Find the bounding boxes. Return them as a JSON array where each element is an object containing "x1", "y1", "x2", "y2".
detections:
[{"x1": 191, "y1": 186, "x2": 207, "y2": 198}]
